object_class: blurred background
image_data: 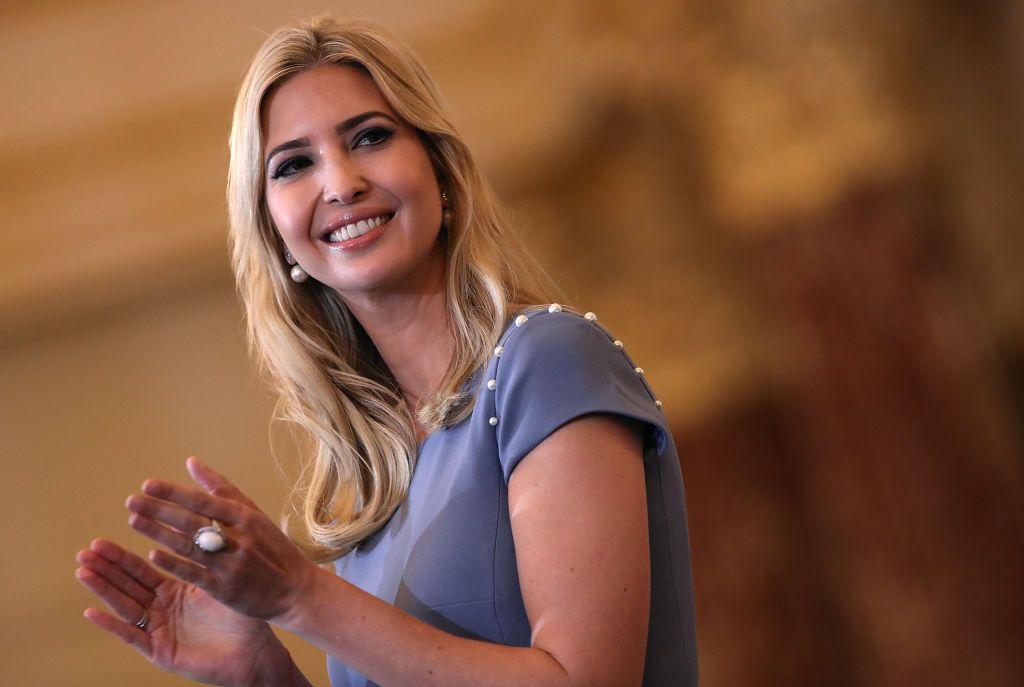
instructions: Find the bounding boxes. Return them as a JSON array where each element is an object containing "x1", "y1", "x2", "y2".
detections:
[{"x1": 1, "y1": 0, "x2": 1022, "y2": 684}]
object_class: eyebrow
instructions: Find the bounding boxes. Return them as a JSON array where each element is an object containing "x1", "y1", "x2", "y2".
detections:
[{"x1": 264, "y1": 111, "x2": 399, "y2": 172}]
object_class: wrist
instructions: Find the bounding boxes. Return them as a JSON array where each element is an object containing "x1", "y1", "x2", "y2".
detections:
[
  {"x1": 274, "y1": 561, "x2": 332, "y2": 634},
  {"x1": 241, "y1": 635, "x2": 301, "y2": 687}
]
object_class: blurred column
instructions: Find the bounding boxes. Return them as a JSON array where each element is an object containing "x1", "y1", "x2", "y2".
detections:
[{"x1": 751, "y1": 181, "x2": 1024, "y2": 685}]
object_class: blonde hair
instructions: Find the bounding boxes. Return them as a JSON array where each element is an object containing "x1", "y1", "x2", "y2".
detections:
[{"x1": 227, "y1": 16, "x2": 559, "y2": 560}]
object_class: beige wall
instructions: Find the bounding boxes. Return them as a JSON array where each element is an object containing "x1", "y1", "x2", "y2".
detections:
[{"x1": 0, "y1": 283, "x2": 336, "y2": 684}]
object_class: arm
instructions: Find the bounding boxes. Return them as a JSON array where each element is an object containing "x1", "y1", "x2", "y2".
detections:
[{"x1": 276, "y1": 413, "x2": 649, "y2": 687}]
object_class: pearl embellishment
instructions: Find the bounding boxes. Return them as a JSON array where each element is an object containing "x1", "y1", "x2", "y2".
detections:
[
  {"x1": 485, "y1": 305, "x2": 660, "y2": 428},
  {"x1": 290, "y1": 265, "x2": 309, "y2": 283}
]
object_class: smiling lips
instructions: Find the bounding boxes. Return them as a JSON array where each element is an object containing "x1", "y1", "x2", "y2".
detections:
[{"x1": 323, "y1": 214, "x2": 392, "y2": 243}]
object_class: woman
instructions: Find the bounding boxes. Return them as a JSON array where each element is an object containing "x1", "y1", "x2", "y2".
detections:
[{"x1": 75, "y1": 17, "x2": 697, "y2": 687}]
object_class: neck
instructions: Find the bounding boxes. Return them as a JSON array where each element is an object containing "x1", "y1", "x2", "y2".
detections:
[{"x1": 339, "y1": 257, "x2": 454, "y2": 417}]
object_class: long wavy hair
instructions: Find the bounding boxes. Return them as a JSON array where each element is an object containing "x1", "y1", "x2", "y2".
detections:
[{"x1": 227, "y1": 16, "x2": 559, "y2": 560}]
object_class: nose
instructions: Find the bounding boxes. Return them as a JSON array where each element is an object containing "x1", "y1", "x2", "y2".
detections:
[{"x1": 320, "y1": 153, "x2": 368, "y2": 205}]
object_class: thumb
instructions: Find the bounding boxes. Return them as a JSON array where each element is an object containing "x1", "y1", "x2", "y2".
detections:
[
  {"x1": 185, "y1": 456, "x2": 223, "y2": 493},
  {"x1": 185, "y1": 457, "x2": 257, "y2": 508}
]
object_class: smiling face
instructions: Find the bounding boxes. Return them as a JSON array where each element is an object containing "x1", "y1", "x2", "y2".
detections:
[{"x1": 262, "y1": 65, "x2": 445, "y2": 299}]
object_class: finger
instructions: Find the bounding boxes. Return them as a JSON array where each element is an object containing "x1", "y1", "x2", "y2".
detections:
[
  {"x1": 129, "y1": 512, "x2": 212, "y2": 560},
  {"x1": 187, "y1": 456, "x2": 259, "y2": 509},
  {"x1": 83, "y1": 607, "x2": 152, "y2": 657},
  {"x1": 149, "y1": 548, "x2": 216, "y2": 589},
  {"x1": 126, "y1": 492, "x2": 211, "y2": 536},
  {"x1": 140, "y1": 479, "x2": 240, "y2": 524},
  {"x1": 75, "y1": 566, "x2": 148, "y2": 626},
  {"x1": 76, "y1": 548, "x2": 155, "y2": 608},
  {"x1": 88, "y1": 538, "x2": 165, "y2": 590}
]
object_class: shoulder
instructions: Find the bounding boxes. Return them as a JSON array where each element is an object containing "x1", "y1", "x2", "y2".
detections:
[
  {"x1": 493, "y1": 305, "x2": 624, "y2": 372},
  {"x1": 485, "y1": 305, "x2": 667, "y2": 481}
]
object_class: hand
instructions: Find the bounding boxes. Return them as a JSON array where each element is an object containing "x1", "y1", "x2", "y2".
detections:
[
  {"x1": 124, "y1": 457, "x2": 321, "y2": 623},
  {"x1": 75, "y1": 538, "x2": 288, "y2": 686}
]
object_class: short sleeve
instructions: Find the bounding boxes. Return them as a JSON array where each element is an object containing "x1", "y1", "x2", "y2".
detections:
[{"x1": 489, "y1": 309, "x2": 668, "y2": 483}]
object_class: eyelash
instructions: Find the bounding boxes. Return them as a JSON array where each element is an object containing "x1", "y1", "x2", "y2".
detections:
[
  {"x1": 354, "y1": 125, "x2": 395, "y2": 149},
  {"x1": 270, "y1": 156, "x2": 312, "y2": 180},
  {"x1": 270, "y1": 126, "x2": 396, "y2": 180}
]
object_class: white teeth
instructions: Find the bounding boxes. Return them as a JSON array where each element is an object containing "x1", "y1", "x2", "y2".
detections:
[{"x1": 324, "y1": 214, "x2": 390, "y2": 242}]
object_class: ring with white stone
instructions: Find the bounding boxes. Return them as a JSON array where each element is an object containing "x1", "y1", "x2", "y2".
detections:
[
  {"x1": 194, "y1": 521, "x2": 226, "y2": 553},
  {"x1": 135, "y1": 609, "x2": 149, "y2": 630}
]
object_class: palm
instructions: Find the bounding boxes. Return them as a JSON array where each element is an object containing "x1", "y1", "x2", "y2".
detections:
[
  {"x1": 76, "y1": 540, "x2": 283, "y2": 687},
  {"x1": 144, "y1": 578, "x2": 274, "y2": 685}
]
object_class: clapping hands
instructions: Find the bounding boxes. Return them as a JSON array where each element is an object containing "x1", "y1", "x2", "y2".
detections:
[{"x1": 76, "y1": 457, "x2": 316, "y2": 684}]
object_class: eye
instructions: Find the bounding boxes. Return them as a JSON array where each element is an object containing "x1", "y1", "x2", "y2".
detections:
[
  {"x1": 270, "y1": 155, "x2": 313, "y2": 180},
  {"x1": 353, "y1": 126, "x2": 395, "y2": 150}
]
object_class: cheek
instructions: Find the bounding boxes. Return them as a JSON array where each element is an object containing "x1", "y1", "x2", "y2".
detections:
[
  {"x1": 381, "y1": 141, "x2": 440, "y2": 203},
  {"x1": 392, "y1": 160, "x2": 442, "y2": 217},
  {"x1": 265, "y1": 186, "x2": 311, "y2": 241}
]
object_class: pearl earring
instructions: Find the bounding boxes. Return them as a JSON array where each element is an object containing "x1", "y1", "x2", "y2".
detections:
[
  {"x1": 284, "y1": 250, "x2": 308, "y2": 283},
  {"x1": 441, "y1": 190, "x2": 452, "y2": 228}
]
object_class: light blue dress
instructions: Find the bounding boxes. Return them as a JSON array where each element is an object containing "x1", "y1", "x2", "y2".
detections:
[{"x1": 328, "y1": 308, "x2": 698, "y2": 686}]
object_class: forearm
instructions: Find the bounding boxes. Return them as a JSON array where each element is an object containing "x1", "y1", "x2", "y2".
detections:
[{"x1": 275, "y1": 566, "x2": 575, "y2": 687}]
